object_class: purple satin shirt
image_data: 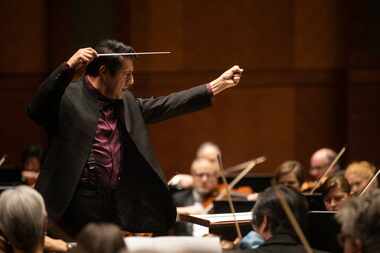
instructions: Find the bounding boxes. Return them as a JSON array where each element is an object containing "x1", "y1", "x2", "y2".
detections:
[{"x1": 80, "y1": 77, "x2": 124, "y2": 188}]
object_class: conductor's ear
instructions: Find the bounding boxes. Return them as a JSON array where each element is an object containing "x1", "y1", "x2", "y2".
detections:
[{"x1": 99, "y1": 65, "x2": 107, "y2": 75}]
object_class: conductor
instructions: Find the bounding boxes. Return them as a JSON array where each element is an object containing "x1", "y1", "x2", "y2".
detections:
[{"x1": 27, "y1": 39, "x2": 243, "y2": 235}]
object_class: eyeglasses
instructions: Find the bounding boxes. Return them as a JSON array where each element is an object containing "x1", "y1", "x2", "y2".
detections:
[{"x1": 193, "y1": 172, "x2": 217, "y2": 178}]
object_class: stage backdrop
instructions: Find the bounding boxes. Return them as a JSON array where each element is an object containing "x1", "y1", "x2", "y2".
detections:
[{"x1": 0, "y1": 0, "x2": 378, "y2": 179}]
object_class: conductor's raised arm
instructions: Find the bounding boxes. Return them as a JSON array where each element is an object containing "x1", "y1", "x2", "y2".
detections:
[
  {"x1": 137, "y1": 65, "x2": 244, "y2": 124},
  {"x1": 27, "y1": 48, "x2": 97, "y2": 129}
]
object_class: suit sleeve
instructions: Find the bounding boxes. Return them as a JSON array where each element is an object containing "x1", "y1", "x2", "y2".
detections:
[
  {"x1": 136, "y1": 84, "x2": 213, "y2": 124},
  {"x1": 27, "y1": 63, "x2": 75, "y2": 130}
]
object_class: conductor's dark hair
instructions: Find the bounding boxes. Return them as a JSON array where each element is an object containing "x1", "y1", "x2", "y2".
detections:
[
  {"x1": 252, "y1": 185, "x2": 309, "y2": 239},
  {"x1": 85, "y1": 39, "x2": 135, "y2": 77}
]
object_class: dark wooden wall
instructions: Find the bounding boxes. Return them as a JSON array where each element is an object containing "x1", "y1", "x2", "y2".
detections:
[
  {"x1": 346, "y1": 0, "x2": 380, "y2": 167},
  {"x1": 127, "y1": 0, "x2": 347, "y2": 176},
  {"x1": 0, "y1": 0, "x2": 47, "y2": 167},
  {"x1": 0, "y1": 0, "x2": 377, "y2": 179}
]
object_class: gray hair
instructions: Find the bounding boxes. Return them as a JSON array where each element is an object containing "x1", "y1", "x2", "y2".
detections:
[
  {"x1": 0, "y1": 185, "x2": 46, "y2": 253},
  {"x1": 336, "y1": 189, "x2": 380, "y2": 252}
]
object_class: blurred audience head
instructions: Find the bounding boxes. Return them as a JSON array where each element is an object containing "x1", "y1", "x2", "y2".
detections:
[
  {"x1": 0, "y1": 185, "x2": 47, "y2": 253},
  {"x1": 252, "y1": 185, "x2": 308, "y2": 241},
  {"x1": 336, "y1": 189, "x2": 380, "y2": 253},
  {"x1": 191, "y1": 158, "x2": 219, "y2": 196},
  {"x1": 76, "y1": 223, "x2": 126, "y2": 253},
  {"x1": 196, "y1": 142, "x2": 221, "y2": 166},
  {"x1": 309, "y1": 148, "x2": 338, "y2": 181},
  {"x1": 274, "y1": 161, "x2": 305, "y2": 191},
  {"x1": 321, "y1": 174, "x2": 350, "y2": 211},
  {"x1": 345, "y1": 161, "x2": 377, "y2": 196}
]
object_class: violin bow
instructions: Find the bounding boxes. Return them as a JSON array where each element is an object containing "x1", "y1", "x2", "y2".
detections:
[
  {"x1": 310, "y1": 147, "x2": 346, "y2": 193},
  {"x1": 224, "y1": 158, "x2": 263, "y2": 176},
  {"x1": 359, "y1": 168, "x2": 380, "y2": 197},
  {"x1": 273, "y1": 183, "x2": 314, "y2": 253},
  {"x1": 228, "y1": 156, "x2": 266, "y2": 191},
  {"x1": 217, "y1": 154, "x2": 243, "y2": 241},
  {"x1": 204, "y1": 156, "x2": 265, "y2": 213}
]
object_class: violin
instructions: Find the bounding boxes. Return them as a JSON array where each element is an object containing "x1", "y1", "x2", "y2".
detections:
[
  {"x1": 201, "y1": 183, "x2": 253, "y2": 211},
  {"x1": 302, "y1": 147, "x2": 346, "y2": 193},
  {"x1": 301, "y1": 179, "x2": 326, "y2": 193}
]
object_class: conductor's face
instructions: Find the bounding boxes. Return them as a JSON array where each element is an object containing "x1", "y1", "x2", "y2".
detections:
[{"x1": 103, "y1": 57, "x2": 134, "y2": 99}]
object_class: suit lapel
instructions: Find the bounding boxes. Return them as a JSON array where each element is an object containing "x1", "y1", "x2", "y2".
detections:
[
  {"x1": 80, "y1": 80, "x2": 101, "y2": 134},
  {"x1": 122, "y1": 91, "x2": 132, "y2": 133}
]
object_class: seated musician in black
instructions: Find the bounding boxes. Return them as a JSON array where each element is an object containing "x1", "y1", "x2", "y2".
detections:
[
  {"x1": 168, "y1": 142, "x2": 221, "y2": 189},
  {"x1": 320, "y1": 174, "x2": 350, "y2": 212},
  {"x1": 237, "y1": 186, "x2": 328, "y2": 253},
  {"x1": 172, "y1": 158, "x2": 220, "y2": 236},
  {"x1": 273, "y1": 160, "x2": 305, "y2": 192}
]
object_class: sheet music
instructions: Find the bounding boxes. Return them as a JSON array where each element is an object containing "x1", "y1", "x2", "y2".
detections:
[{"x1": 180, "y1": 212, "x2": 252, "y2": 227}]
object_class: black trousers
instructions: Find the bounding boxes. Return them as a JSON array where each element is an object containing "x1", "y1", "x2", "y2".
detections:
[{"x1": 60, "y1": 183, "x2": 121, "y2": 237}]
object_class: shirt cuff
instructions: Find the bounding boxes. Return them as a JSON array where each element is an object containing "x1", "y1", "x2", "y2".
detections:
[{"x1": 206, "y1": 83, "x2": 215, "y2": 96}]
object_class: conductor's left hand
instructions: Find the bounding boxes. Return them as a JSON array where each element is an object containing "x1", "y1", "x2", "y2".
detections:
[{"x1": 208, "y1": 65, "x2": 243, "y2": 95}]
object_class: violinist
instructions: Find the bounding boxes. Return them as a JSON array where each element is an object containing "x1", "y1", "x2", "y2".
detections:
[
  {"x1": 344, "y1": 161, "x2": 378, "y2": 196},
  {"x1": 320, "y1": 174, "x2": 350, "y2": 211},
  {"x1": 172, "y1": 158, "x2": 220, "y2": 235},
  {"x1": 301, "y1": 148, "x2": 339, "y2": 192},
  {"x1": 168, "y1": 142, "x2": 221, "y2": 189},
  {"x1": 273, "y1": 160, "x2": 305, "y2": 192},
  {"x1": 169, "y1": 142, "x2": 254, "y2": 198}
]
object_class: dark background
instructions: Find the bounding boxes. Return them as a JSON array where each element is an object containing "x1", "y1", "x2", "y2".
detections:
[{"x1": 0, "y1": 0, "x2": 379, "y2": 178}]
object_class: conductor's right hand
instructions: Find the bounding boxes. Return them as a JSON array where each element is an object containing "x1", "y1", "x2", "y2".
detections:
[{"x1": 66, "y1": 47, "x2": 98, "y2": 70}]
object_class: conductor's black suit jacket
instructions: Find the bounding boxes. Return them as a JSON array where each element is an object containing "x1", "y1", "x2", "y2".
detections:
[{"x1": 27, "y1": 63, "x2": 212, "y2": 233}]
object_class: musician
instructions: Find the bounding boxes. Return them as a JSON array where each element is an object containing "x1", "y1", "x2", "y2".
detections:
[
  {"x1": 168, "y1": 142, "x2": 221, "y2": 189},
  {"x1": 20, "y1": 145, "x2": 44, "y2": 187},
  {"x1": 196, "y1": 142, "x2": 221, "y2": 165},
  {"x1": 0, "y1": 186, "x2": 69, "y2": 253},
  {"x1": 320, "y1": 174, "x2": 350, "y2": 211},
  {"x1": 236, "y1": 186, "x2": 327, "y2": 253},
  {"x1": 273, "y1": 160, "x2": 305, "y2": 192},
  {"x1": 172, "y1": 158, "x2": 220, "y2": 235},
  {"x1": 301, "y1": 148, "x2": 339, "y2": 192},
  {"x1": 344, "y1": 161, "x2": 377, "y2": 196},
  {"x1": 336, "y1": 189, "x2": 380, "y2": 253},
  {"x1": 27, "y1": 39, "x2": 243, "y2": 235}
]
